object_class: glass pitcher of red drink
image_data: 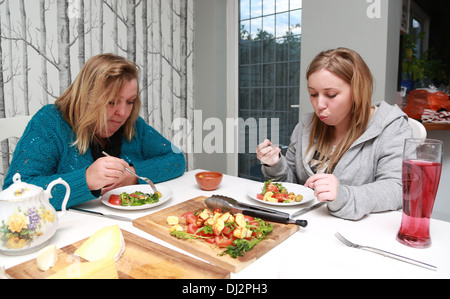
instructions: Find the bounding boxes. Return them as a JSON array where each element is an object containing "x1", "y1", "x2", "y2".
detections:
[{"x1": 397, "y1": 138, "x2": 443, "y2": 248}]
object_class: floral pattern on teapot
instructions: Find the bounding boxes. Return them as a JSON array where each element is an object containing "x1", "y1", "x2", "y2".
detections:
[
  {"x1": 0, "y1": 173, "x2": 70, "y2": 255},
  {"x1": 0, "y1": 204, "x2": 56, "y2": 249}
]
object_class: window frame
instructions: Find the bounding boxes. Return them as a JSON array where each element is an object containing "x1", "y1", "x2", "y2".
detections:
[{"x1": 234, "y1": 0, "x2": 302, "y2": 181}]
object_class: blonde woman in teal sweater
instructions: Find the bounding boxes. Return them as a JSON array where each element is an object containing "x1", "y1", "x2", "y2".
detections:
[{"x1": 3, "y1": 54, "x2": 185, "y2": 210}]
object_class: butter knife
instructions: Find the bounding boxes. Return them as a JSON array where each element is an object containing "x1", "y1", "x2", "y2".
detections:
[
  {"x1": 69, "y1": 207, "x2": 133, "y2": 222},
  {"x1": 290, "y1": 201, "x2": 326, "y2": 218}
]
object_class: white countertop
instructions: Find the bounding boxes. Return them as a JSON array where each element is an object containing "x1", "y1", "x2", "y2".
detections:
[{"x1": 2, "y1": 169, "x2": 449, "y2": 279}]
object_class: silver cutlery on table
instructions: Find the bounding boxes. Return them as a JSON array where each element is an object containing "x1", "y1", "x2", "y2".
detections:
[
  {"x1": 102, "y1": 151, "x2": 158, "y2": 194},
  {"x1": 290, "y1": 201, "x2": 326, "y2": 218},
  {"x1": 69, "y1": 207, "x2": 133, "y2": 222},
  {"x1": 214, "y1": 194, "x2": 290, "y2": 217},
  {"x1": 335, "y1": 232, "x2": 437, "y2": 271}
]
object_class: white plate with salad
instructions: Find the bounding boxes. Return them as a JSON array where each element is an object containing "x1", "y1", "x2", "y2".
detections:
[
  {"x1": 247, "y1": 180, "x2": 315, "y2": 206},
  {"x1": 101, "y1": 184, "x2": 172, "y2": 210}
]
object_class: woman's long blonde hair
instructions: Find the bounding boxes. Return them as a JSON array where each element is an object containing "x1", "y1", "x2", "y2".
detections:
[
  {"x1": 305, "y1": 48, "x2": 373, "y2": 173},
  {"x1": 55, "y1": 53, "x2": 141, "y2": 154}
]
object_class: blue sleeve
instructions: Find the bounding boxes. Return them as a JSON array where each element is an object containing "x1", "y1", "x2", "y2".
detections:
[
  {"x1": 2, "y1": 106, "x2": 98, "y2": 210},
  {"x1": 123, "y1": 117, "x2": 186, "y2": 183}
]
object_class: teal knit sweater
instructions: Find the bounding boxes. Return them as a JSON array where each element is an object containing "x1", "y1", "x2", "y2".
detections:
[{"x1": 3, "y1": 105, "x2": 186, "y2": 210}]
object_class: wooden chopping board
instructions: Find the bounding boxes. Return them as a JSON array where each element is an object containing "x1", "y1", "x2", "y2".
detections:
[
  {"x1": 132, "y1": 196, "x2": 300, "y2": 273},
  {"x1": 6, "y1": 229, "x2": 229, "y2": 279}
]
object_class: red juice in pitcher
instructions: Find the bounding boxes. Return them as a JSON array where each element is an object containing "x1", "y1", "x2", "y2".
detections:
[{"x1": 397, "y1": 159, "x2": 442, "y2": 248}]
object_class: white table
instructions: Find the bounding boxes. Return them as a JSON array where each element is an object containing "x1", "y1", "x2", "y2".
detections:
[{"x1": 2, "y1": 169, "x2": 450, "y2": 279}]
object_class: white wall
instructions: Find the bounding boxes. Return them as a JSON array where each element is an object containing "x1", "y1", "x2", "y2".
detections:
[
  {"x1": 193, "y1": 0, "x2": 229, "y2": 173},
  {"x1": 299, "y1": 0, "x2": 401, "y2": 114}
]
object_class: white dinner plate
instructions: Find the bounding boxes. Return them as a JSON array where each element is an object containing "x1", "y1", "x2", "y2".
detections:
[
  {"x1": 247, "y1": 182, "x2": 315, "y2": 206},
  {"x1": 101, "y1": 184, "x2": 172, "y2": 210}
]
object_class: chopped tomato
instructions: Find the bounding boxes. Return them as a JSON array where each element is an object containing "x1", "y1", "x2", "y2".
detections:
[
  {"x1": 205, "y1": 237, "x2": 216, "y2": 244},
  {"x1": 195, "y1": 227, "x2": 214, "y2": 238},
  {"x1": 169, "y1": 208, "x2": 274, "y2": 259},
  {"x1": 215, "y1": 235, "x2": 234, "y2": 248},
  {"x1": 187, "y1": 223, "x2": 199, "y2": 235},
  {"x1": 274, "y1": 192, "x2": 288, "y2": 202},
  {"x1": 181, "y1": 211, "x2": 194, "y2": 219},
  {"x1": 258, "y1": 181, "x2": 303, "y2": 204},
  {"x1": 186, "y1": 214, "x2": 198, "y2": 225},
  {"x1": 266, "y1": 184, "x2": 279, "y2": 193},
  {"x1": 221, "y1": 226, "x2": 234, "y2": 238},
  {"x1": 108, "y1": 194, "x2": 121, "y2": 205},
  {"x1": 245, "y1": 215, "x2": 259, "y2": 229},
  {"x1": 244, "y1": 215, "x2": 255, "y2": 222},
  {"x1": 181, "y1": 211, "x2": 197, "y2": 225}
]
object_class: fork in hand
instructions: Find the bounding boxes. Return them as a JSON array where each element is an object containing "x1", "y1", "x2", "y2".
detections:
[{"x1": 102, "y1": 151, "x2": 158, "y2": 194}]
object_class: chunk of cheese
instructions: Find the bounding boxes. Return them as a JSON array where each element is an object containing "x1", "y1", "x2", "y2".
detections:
[
  {"x1": 36, "y1": 244, "x2": 58, "y2": 271},
  {"x1": 47, "y1": 258, "x2": 118, "y2": 279},
  {"x1": 74, "y1": 225, "x2": 125, "y2": 262},
  {"x1": 167, "y1": 216, "x2": 179, "y2": 225},
  {"x1": 263, "y1": 191, "x2": 274, "y2": 201},
  {"x1": 169, "y1": 224, "x2": 184, "y2": 233}
]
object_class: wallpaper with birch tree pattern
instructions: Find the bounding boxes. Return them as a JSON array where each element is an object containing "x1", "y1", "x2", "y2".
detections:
[{"x1": 0, "y1": 0, "x2": 194, "y2": 185}]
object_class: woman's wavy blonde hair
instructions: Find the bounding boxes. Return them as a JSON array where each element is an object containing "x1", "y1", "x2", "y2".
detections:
[
  {"x1": 305, "y1": 48, "x2": 374, "y2": 173},
  {"x1": 55, "y1": 53, "x2": 141, "y2": 154}
]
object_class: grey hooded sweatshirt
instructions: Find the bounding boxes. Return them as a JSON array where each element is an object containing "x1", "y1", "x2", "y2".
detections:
[{"x1": 262, "y1": 101, "x2": 413, "y2": 220}]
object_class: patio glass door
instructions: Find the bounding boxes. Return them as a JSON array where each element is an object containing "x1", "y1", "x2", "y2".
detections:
[{"x1": 238, "y1": 0, "x2": 302, "y2": 181}]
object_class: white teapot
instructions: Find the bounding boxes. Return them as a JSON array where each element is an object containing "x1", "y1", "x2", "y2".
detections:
[{"x1": 0, "y1": 173, "x2": 70, "y2": 255}]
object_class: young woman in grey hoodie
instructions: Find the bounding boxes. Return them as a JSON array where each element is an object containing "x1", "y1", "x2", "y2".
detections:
[{"x1": 257, "y1": 48, "x2": 413, "y2": 220}]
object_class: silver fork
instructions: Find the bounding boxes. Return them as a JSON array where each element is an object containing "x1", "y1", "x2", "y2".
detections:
[
  {"x1": 335, "y1": 232, "x2": 437, "y2": 271},
  {"x1": 272, "y1": 141, "x2": 297, "y2": 150},
  {"x1": 102, "y1": 151, "x2": 158, "y2": 194}
]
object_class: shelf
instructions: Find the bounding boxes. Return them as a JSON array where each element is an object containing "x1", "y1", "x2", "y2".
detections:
[{"x1": 423, "y1": 122, "x2": 450, "y2": 131}]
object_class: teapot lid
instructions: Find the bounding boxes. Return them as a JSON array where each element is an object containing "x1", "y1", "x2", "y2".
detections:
[{"x1": 0, "y1": 173, "x2": 43, "y2": 200}]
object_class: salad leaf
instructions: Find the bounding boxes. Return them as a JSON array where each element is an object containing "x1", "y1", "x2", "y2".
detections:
[
  {"x1": 119, "y1": 191, "x2": 160, "y2": 206},
  {"x1": 261, "y1": 179, "x2": 285, "y2": 194},
  {"x1": 169, "y1": 229, "x2": 211, "y2": 240},
  {"x1": 220, "y1": 238, "x2": 261, "y2": 258},
  {"x1": 261, "y1": 179, "x2": 274, "y2": 194},
  {"x1": 221, "y1": 218, "x2": 273, "y2": 258}
]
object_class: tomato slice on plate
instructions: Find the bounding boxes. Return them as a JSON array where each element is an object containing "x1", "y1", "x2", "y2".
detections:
[
  {"x1": 272, "y1": 192, "x2": 287, "y2": 202},
  {"x1": 266, "y1": 184, "x2": 279, "y2": 193},
  {"x1": 108, "y1": 194, "x2": 121, "y2": 205}
]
